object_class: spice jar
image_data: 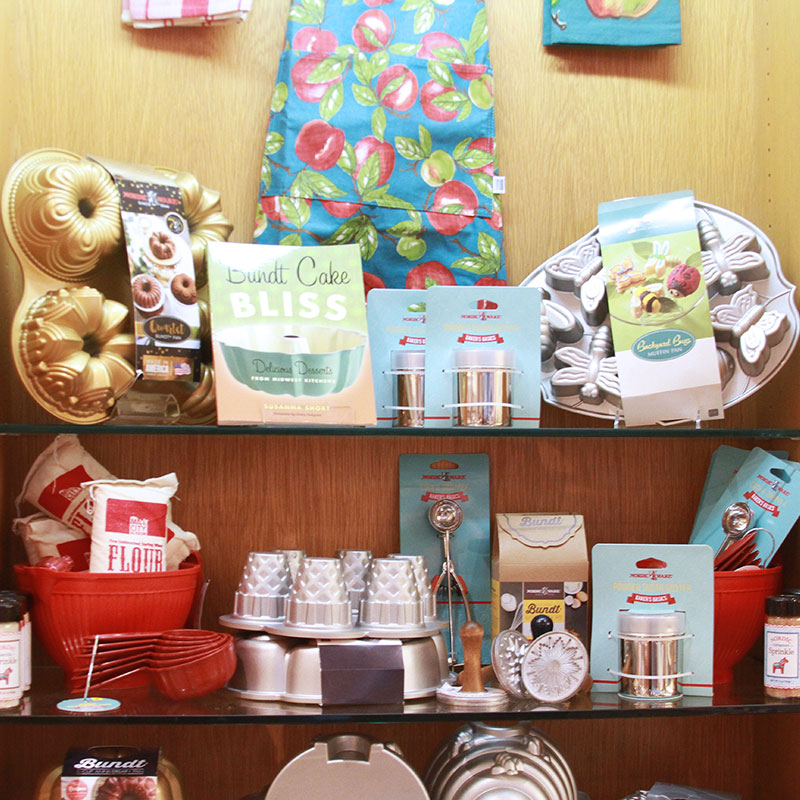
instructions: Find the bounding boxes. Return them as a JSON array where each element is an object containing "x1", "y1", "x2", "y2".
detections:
[
  {"x1": 0, "y1": 593, "x2": 24, "y2": 709},
  {"x1": 764, "y1": 594, "x2": 800, "y2": 698}
]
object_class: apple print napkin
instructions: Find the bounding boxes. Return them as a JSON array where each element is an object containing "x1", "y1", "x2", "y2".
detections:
[
  {"x1": 254, "y1": 0, "x2": 506, "y2": 292},
  {"x1": 121, "y1": 0, "x2": 252, "y2": 28},
  {"x1": 543, "y1": 0, "x2": 681, "y2": 47}
]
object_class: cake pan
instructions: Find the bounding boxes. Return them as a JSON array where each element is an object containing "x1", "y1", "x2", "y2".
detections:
[
  {"x1": 232, "y1": 551, "x2": 292, "y2": 622},
  {"x1": 226, "y1": 633, "x2": 292, "y2": 701}
]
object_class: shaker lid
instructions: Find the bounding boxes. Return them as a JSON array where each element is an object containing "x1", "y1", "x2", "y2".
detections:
[
  {"x1": 616, "y1": 610, "x2": 685, "y2": 636},
  {"x1": 390, "y1": 349, "x2": 425, "y2": 370},
  {"x1": 766, "y1": 594, "x2": 800, "y2": 617},
  {"x1": 453, "y1": 348, "x2": 515, "y2": 370}
]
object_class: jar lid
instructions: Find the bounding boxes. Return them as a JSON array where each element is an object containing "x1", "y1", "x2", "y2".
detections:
[
  {"x1": 766, "y1": 594, "x2": 800, "y2": 617},
  {"x1": 390, "y1": 349, "x2": 425, "y2": 370},
  {"x1": 0, "y1": 595, "x2": 22, "y2": 623},
  {"x1": 616, "y1": 610, "x2": 685, "y2": 636},
  {"x1": 453, "y1": 349, "x2": 515, "y2": 370}
]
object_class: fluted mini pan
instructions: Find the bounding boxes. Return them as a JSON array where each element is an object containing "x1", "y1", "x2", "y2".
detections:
[
  {"x1": 262, "y1": 557, "x2": 364, "y2": 639},
  {"x1": 359, "y1": 558, "x2": 446, "y2": 639}
]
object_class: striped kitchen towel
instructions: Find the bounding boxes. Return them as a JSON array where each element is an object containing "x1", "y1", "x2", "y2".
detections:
[{"x1": 122, "y1": 0, "x2": 252, "y2": 28}]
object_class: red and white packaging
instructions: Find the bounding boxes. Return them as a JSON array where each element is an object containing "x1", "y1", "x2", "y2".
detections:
[
  {"x1": 18, "y1": 435, "x2": 113, "y2": 536},
  {"x1": 84, "y1": 474, "x2": 178, "y2": 574},
  {"x1": 19, "y1": 436, "x2": 200, "y2": 570},
  {"x1": 13, "y1": 513, "x2": 90, "y2": 571}
]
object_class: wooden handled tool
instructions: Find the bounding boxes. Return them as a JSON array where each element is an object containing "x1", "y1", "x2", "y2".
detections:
[{"x1": 460, "y1": 620, "x2": 485, "y2": 694}]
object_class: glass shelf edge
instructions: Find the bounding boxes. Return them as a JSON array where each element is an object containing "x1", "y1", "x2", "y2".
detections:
[{"x1": 0, "y1": 423, "x2": 798, "y2": 440}]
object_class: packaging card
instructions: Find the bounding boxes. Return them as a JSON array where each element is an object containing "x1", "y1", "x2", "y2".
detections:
[
  {"x1": 399, "y1": 454, "x2": 490, "y2": 663},
  {"x1": 366, "y1": 289, "x2": 426, "y2": 427},
  {"x1": 690, "y1": 445, "x2": 790, "y2": 540},
  {"x1": 423, "y1": 286, "x2": 541, "y2": 428},
  {"x1": 597, "y1": 191, "x2": 723, "y2": 427},
  {"x1": 492, "y1": 513, "x2": 589, "y2": 647},
  {"x1": 90, "y1": 157, "x2": 201, "y2": 383},
  {"x1": 690, "y1": 448, "x2": 800, "y2": 567},
  {"x1": 543, "y1": 0, "x2": 681, "y2": 47},
  {"x1": 319, "y1": 640, "x2": 403, "y2": 706},
  {"x1": 590, "y1": 543, "x2": 714, "y2": 696},
  {"x1": 206, "y1": 242, "x2": 376, "y2": 425},
  {"x1": 61, "y1": 747, "x2": 159, "y2": 800}
]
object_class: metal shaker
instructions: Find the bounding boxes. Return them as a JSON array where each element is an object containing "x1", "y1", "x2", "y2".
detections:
[
  {"x1": 616, "y1": 610, "x2": 686, "y2": 701},
  {"x1": 391, "y1": 349, "x2": 425, "y2": 428},
  {"x1": 452, "y1": 349, "x2": 514, "y2": 427}
]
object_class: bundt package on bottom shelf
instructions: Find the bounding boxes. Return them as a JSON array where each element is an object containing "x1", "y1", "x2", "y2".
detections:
[{"x1": 34, "y1": 746, "x2": 184, "y2": 800}]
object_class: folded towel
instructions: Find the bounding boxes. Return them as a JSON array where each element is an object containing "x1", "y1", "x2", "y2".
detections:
[
  {"x1": 543, "y1": 0, "x2": 681, "y2": 47},
  {"x1": 122, "y1": 0, "x2": 252, "y2": 28}
]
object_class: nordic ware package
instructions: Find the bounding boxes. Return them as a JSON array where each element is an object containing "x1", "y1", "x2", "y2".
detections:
[
  {"x1": 522, "y1": 201, "x2": 798, "y2": 425},
  {"x1": 1, "y1": 148, "x2": 233, "y2": 424},
  {"x1": 424, "y1": 287, "x2": 542, "y2": 428},
  {"x1": 367, "y1": 289, "x2": 427, "y2": 427},
  {"x1": 254, "y1": 0, "x2": 505, "y2": 292}
]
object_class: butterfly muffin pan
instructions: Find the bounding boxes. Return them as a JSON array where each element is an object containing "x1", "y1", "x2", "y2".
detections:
[{"x1": 522, "y1": 201, "x2": 798, "y2": 425}]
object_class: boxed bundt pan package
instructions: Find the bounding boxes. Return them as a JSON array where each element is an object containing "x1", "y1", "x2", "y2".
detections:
[
  {"x1": 0, "y1": 148, "x2": 233, "y2": 425},
  {"x1": 34, "y1": 746, "x2": 184, "y2": 800}
]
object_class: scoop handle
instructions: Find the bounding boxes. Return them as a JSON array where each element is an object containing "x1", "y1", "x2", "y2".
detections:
[{"x1": 460, "y1": 620, "x2": 484, "y2": 693}]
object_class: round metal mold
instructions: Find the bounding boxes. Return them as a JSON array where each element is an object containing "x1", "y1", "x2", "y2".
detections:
[
  {"x1": 435, "y1": 683, "x2": 508, "y2": 709},
  {"x1": 231, "y1": 551, "x2": 292, "y2": 622},
  {"x1": 359, "y1": 558, "x2": 425, "y2": 631},
  {"x1": 284, "y1": 557, "x2": 353, "y2": 631},
  {"x1": 261, "y1": 621, "x2": 366, "y2": 640},
  {"x1": 279, "y1": 637, "x2": 445, "y2": 705},
  {"x1": 265, "y1": 734, "x2": 428, "y2": 800},
  {"x1": 359, "y1": 620, "x2": 448, "y2": 640},
  {"x1": 491, "y1": 629, "x2": 532, "y2": 699},
  {"x1": 219, "y1": 614, "x2": 275, "y2": 632},
  {"x1": 520, "y1": 631, "x2": 588, "y2": 704},
  {"x1": 226, "y1": 633, "x2": 291, "y2": 701},
  {"x1": 425, "y1": 722, "x2": 578, "y2": 800}
]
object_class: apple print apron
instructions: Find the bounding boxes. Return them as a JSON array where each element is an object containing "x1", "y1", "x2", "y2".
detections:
[{"x1": 254, "y1": 0, "x2": 506, "y2": 291}]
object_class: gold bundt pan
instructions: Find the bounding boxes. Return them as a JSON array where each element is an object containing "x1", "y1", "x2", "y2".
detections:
[
  {"x1": 3, "y1": 150, "x2": 121, "y2": 282},
  {"x1": 19, "y1": 286, "x2": 136, "y2": 422},
  {"x1": 2, "y1": 148, "x2": 234, "y2": 424},
  {"x1": 2, "y1": 149, "x2": 233, "y2": 285}
]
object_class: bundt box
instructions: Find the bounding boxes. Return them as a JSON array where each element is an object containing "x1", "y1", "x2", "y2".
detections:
[{"x1": 491, "y1": 513, "x2": 588, "y2": 647}]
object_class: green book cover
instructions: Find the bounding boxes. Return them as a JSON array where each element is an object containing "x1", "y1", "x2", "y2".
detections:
[{"x1": 206, "y1": 242, "x2": 375, "y2": 426}]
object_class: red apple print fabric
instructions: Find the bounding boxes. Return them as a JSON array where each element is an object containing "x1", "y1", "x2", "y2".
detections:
[{"x1": 254, "y1": 0, "x2": 506, "y2": 293}]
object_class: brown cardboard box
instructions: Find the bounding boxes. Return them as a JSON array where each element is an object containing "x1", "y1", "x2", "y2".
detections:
[{"x1": 491, "y1": 514, "x2": 589, "y2": 647}]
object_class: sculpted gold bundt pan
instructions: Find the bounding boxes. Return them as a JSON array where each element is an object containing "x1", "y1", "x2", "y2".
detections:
[
  {"x1": 19, "y1": 286, "x2": 136, "y2": 421},
  {"x1": 2, "y1": 148, "x2": 233, "y2": 424}
]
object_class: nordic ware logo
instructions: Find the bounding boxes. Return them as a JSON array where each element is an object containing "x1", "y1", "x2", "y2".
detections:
[{"x1": 632, "y1": 329, "x2": 695, "y2": 361}]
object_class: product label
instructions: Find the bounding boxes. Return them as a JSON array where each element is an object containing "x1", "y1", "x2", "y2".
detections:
[
  {"x1": 0, "y1": 633, "x2": 21, "y2": 698},
  {"x1": 61, "y1": 747, "x2": 159, "y2": 800},
  {"x1": 765, "y1": 624, "x2": 800, "y2": 687},
  {"x1": 90, "y1": 156, "x2": 202, "y2": 383},
  {"x1": 101, "y1": 498, "x2": 167, "y2": 573}
]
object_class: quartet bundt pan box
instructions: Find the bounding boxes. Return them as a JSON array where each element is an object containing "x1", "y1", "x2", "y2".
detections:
[
  {"x1": 34, "y1": 746, "x2": 185, "y2": 800},
  {"x1": 1, "y1": 148, "x2": 233, "y2": 424}
]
